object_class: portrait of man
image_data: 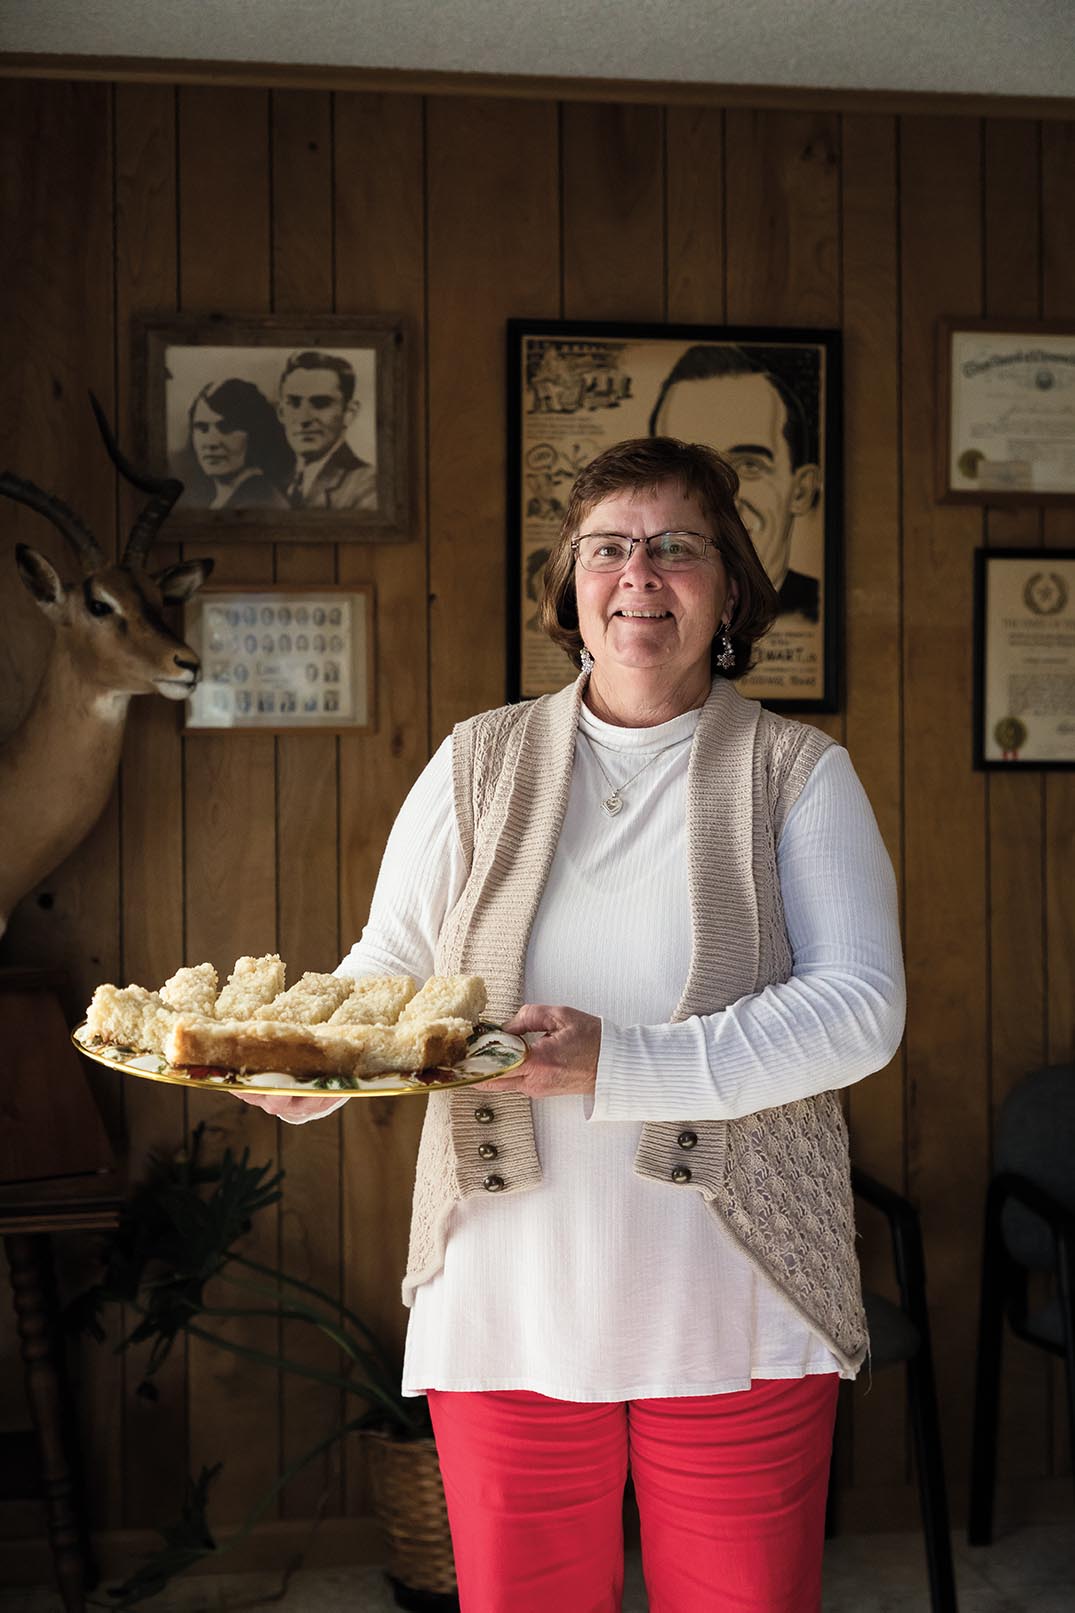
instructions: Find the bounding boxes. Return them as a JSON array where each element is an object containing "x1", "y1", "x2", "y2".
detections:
[
  {"x1": 648, "y1": 345, "x2": 823, "y2": 623},
  {"x1": 277, "y1": 350, "x2": 378, "y2": 512}
]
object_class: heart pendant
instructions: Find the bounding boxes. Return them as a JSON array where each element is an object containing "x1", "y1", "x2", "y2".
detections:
[{"x1": 602, "y1": 794, "x2": 623, "y2": 816}]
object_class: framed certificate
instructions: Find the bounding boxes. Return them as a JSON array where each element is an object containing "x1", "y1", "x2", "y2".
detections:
[
  {"x1": 939, "y1": 320, "x2": 1075, "y2": 504},
  {"x1": 182, "y1": 585, "x2": 375, "y2": 733},
  {"x1": 974, "y1": 549, "x2": 1075, "y2": 769}
]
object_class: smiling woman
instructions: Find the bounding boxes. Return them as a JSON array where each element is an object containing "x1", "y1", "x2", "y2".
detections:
[
  {"x1": 571, "y1": 485, "x2": 735, "y2": 725},
  {"x1": 256, "y1": 434, "x2": 905, "y2": 1613},
  {"x1": 541, "y1": 434, "x2": 779, "y2": 724}
]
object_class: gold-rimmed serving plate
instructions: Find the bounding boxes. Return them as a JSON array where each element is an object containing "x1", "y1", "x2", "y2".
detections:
[{"x1": 71, "y1": 1022, "x2": 527, "y2": 1098}]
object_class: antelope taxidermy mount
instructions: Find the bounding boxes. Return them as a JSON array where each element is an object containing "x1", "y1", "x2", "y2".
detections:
[{"x1": 0, "y1": 396, "x2": 213, "y2": 937}]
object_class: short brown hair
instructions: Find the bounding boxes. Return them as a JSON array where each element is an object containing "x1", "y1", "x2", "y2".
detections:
[{"x1": 540, "y1": 437, "x2": 778, "y2": 678}]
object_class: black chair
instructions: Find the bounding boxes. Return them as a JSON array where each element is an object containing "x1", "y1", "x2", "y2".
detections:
[
  {"x1": 968, "y1": 1063, "x2": 1075, "y2": 1547},
  {"x1": 828, "y1": 1168, "x2": 958, "y2": 1613}
]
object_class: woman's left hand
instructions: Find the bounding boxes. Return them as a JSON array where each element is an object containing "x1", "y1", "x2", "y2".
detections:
[{"x1": 481, "y1": 1003, "x2": 600, "y2": 1097}]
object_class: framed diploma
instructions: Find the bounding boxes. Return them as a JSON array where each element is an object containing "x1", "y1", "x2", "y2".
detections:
[
  {"x1": 182, "y1": 584, "x2": 375, "y2": 734},
  {"x1": 507, "y1": 319, "x2": 842, "y2": 712},
  {"x1": 939, "y1": 320, "x2": 1075, "y2": 504},
  {"x1": 974, "y1": 549, "x2": 1075, "y2": 769}
]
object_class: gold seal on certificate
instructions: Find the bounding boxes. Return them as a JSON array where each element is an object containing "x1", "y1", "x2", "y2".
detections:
[
  {"x1": 992, "y1": 717, "x2": 1027, "y2": 757},
  {"x1": 975, "y1": 549, "x2": 1075, "y2": 769}
]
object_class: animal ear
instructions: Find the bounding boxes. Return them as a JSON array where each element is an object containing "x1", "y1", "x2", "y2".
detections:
[
  {"x1": 15, "y1": 544, "x2": 65, "y2": 609},
  {"x1": 153, "y1": 558, "x2": 215, "y2": 603}
]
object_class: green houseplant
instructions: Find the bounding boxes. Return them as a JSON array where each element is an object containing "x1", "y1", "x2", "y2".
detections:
[{"x1": 66, "y1": 1123, "x2": 457, "y2": 1611}]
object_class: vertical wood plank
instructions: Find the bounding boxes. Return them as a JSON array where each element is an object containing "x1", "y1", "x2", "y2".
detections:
[
  {"x1": 114, "y1": 79, "x2": 193, "y2": 1532},
  {"x1": 561, "y1": 104, "x2": 664, "y2": 321},
  {"x1": 270, "y1": 85, "x2": 345, "y2": 1521},
  {"x1": 333, "y1": 89, "x2": 428, "y2": 1515},
  {"x1": 840, "y1": 112, "x2": 908, "y2": 1498},
  {"x1": 1041, "y1": 119, "x2": 1075, "y2": 1072},
  {"x1": 0, "y1": 80, "x2": 124, "y2": 1536},
  {"x1": 724, "y1": 108, "x2": 844, "y2": 744},
  {"x1": 982, "y1": 116, "x2": 1051, "y2": 1491},
  {"x1": 0, "y1": 81, "x2": 122, "y2": 1033},
  {"x1": 1041, "y1": 118, "x2": 1075, "y2": 1484},
  {"x1": 900, "y1": 114, "x2": 986, "y2": 1494},
  {"x1": 177, "y1": 84, "x2": 282, "y2": 1526},
  {"x1": 665, "y1": 107, "x2": 725, "y2": 326},
  {"x1": 725, "y1": 109, "x2": 842, "y2": 330},
  {"x1": 427, "y1": 97, "x2": 560, "y2": 744}
]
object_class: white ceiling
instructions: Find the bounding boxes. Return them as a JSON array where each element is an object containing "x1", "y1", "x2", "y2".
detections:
[{"x1": 2, "y1": 0, "x2": 1072, "y2": 101}]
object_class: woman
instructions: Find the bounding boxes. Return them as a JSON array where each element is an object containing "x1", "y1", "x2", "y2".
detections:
[
  {"x1": 240, "y1": 437, "x2": 904, "y2": 1612},
  {"x1": 182, "y1": 378, "x2": 291, "y2": 509}
]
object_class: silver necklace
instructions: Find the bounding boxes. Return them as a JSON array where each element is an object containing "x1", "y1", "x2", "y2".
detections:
[{"x1": 587, "y1": 739, "x2": 683, "y2": 817}]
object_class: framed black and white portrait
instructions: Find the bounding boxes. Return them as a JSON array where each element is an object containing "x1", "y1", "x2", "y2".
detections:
[
  {"x1": 183, "y1": 584, "x2": 375, "y2": 734},
  {"x1": 507, "y1": 320, "x2": 842, "y2": 711},
  {"x1": 135, "y1": 314, "x2": 408, "y2": 540}
]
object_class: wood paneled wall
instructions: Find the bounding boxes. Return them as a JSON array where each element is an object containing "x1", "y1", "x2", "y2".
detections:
[{"x1": 1, "y1": 79, "x2": 1073, "y2": 1561}]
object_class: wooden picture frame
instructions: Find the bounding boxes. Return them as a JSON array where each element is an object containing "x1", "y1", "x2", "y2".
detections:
[
  {"x1": 973, "y1": 548, "x2": 1075, "y2": 769},
  {"x1": 182, "y1": 584, "x2": 375, "y2": 734},
  {"x1": 507, "y1": 319, "x2": 842, "y2": 712},
  {"x1": 938, "y1": 318, "x2": 1075, "y2": 505},
  {"x1": 135, "y1": 313, "x2": 409, "y2": 539}
]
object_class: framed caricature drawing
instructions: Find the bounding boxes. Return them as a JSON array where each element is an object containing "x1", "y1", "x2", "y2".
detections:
[{"x1": 507, "y1": 321, "x2": 842, "y2": 711}]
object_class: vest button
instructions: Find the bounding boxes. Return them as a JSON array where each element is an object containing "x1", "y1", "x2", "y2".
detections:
[
  {"x1": 483, "y1": 1174, "x2": 505, "y2": 1192},
  {"x1": 671, "y1": 1166, "x2": 692, "y2": 1184},
  {"x1": 677, "y1": 1130, "x2": 698, "y2": 1150},
  {"x1": 477, "y1": 1142, "x2": 498, "y2": 1160},
  {"x1": 474, "y1": 1106, "x2": 495, "y2": 1123}
]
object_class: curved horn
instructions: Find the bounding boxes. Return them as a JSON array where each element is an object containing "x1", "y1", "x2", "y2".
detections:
[
  {"x1": 88, "y1": 392, "x2": 184, "y2": 569},
  {"x1": 0, "y1": 471, "x2": 105, "y2": 570}
]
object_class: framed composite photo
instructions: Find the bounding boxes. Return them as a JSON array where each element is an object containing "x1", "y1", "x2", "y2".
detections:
[
  {"x1": 135, "y1": 313, "x2": 409, "y2": 539},
  {"x1": 506, "y1": 319, "x2": 842, "y2": 711},
  {"x1": 182, "y1": 585, "x2": 375, "y2": 734},
  {"x1": 973, "y1": 548, "x2": 1075, "y2": 770},
  {"x1": 938, "y1": 319, "x2": 1075, "y2": 505}
]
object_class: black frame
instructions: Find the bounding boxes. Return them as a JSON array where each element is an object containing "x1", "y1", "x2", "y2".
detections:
[
  {"x1": 506, "y1": 318, "x2": 843, "y2": 712},
  {"x1": 973, "y1": 547, "x2": 1075, "y2": 771}
]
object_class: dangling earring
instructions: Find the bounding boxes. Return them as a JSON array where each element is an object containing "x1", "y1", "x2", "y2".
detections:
[
  {"x1": 715, "y1": 623, "x2": 735, "y2": 671},
  {"x1": 580, "y1": 647, "x2": 594, "y2": 675}
]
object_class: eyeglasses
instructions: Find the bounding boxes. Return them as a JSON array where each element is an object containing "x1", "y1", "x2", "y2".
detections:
[{"x1": 571, "y1": 530, "x2": 717, "y2": 573}]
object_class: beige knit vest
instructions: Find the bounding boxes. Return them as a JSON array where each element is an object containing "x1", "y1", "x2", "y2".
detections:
[{"x1": 403, "y1": 674, "x2": 868, "y2": 1374}]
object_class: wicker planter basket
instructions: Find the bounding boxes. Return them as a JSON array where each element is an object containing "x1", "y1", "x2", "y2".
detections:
[{"x1": 365, "y1": 1431, "x2": 459, "y2": 1609}]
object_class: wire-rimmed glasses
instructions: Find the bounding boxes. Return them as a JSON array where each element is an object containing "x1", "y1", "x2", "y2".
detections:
[{"x1": 571, "y1": 530, "x2": 717, "y2": 573}]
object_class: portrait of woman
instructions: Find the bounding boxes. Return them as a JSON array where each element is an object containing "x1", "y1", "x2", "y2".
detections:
[
  {"x1": 234, "y1": 436, "x2": 905, "y2": 1613},
  {"x1": 181, "y1": 378, "x2": 293, "y2": 509}
]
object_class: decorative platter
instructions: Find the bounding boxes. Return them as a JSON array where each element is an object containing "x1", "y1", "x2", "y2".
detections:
[{"x1": 71, "y1": 1021, "x2": 527, "y2": 1098}]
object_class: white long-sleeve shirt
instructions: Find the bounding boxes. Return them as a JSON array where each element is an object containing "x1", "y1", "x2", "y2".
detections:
[{"x1": 333, "y1": 702, "x2": 905, "y2": 1401}]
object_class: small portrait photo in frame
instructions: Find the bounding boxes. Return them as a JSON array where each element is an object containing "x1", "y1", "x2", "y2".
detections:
[
  {"x1": 183, "y1": 585, "x2": 375, "y2": 734},
  {"x1": 507, "y1": 320, "x2": 842, "y2": 712},
  {"x1": 135, "y1": 314, "x2": 408, "y2": 539}
]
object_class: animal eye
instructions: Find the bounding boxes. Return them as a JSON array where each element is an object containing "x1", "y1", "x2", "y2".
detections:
[{"x1": 87, "y1": 596, "x2": 114, "y2": 618}]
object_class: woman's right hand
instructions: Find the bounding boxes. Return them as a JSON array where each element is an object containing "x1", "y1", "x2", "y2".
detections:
[{"x1": 229, "y1": 1091, "x2": 345, "y2": 1122}]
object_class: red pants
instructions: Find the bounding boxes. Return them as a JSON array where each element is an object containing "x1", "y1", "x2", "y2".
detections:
[{"x1": 427, "y1": 1377, "x2": 838, "y2": 1613}]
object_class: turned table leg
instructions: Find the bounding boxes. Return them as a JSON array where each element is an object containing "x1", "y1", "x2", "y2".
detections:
[{"x1": 5, "y1": 1231, "x2": 88, "y2": 1613}]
